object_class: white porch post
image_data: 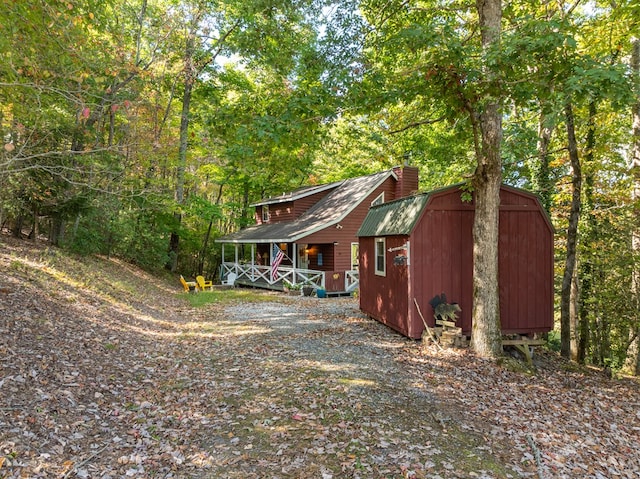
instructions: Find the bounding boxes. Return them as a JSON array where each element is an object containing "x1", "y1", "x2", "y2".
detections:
[
  {"x1": 234, "y1": 244, "x2": 239, "y2": 274},
  {"x1": 292, "y1": 243, "x2": 297, "y2": 285},
  {"x1": 250, "y1": 244, "x2": 255, "y2": 281},
  {"x1": 270, "y1": 242, "x2": 275, "y2": 283},
  {"x1": 221, "y1": 244, "x2": 225, "y2": 281}
]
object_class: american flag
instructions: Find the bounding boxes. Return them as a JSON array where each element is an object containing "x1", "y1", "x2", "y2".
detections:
[{"x1": 271, "y1": 244, "x2": 285, "y2": 279}]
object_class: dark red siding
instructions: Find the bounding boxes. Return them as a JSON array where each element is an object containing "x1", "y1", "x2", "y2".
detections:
[
  {"x1": 360, "y1": 185, "x2": 554, "y2": 339},
  {"x1": 255, "y1": 189, "x2": 337, "y2": 225},
  {"x1": 255, "y1": 201, "x2": 297, "y2": 224},
  {"x1": 359, "y1": 236, "x2": 411, "y2": 337},
  {"x1": 410, "y1": 206, "x2": 475, "y2": 335},
  {"x1": 392, "y1": 165, "x2": 419, "y2": 199}
]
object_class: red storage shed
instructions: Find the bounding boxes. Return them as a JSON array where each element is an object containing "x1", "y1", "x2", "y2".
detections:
[{"x1": 357, "y1": 184, "x2": 554, "y2": 339}]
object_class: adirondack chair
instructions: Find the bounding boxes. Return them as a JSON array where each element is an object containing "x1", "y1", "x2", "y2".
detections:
[
  {"x1": 222, "y1": 272, "x2": 237, "y2": 287},
  {"x1": 196, "y1": 275, "x2": 213, "y2": 291},
  {"x1": 180, "y1": 275, "x2": 197, "y2": 293}
]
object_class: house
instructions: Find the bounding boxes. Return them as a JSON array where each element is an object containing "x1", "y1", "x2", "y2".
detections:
[
  {"x1": 357, "y1": 184, "x2": 554, "y2": 339},
  {"x1": 215, "y1": 166, "x2": 419, "y2": 293}
]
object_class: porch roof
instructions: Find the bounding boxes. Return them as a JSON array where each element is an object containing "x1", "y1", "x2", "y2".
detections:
[{"x1": 217, "y1": 170, "x2": 395, "y2": 244}]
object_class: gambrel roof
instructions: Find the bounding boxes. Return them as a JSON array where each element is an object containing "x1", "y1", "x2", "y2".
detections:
[
  {"x1": 357, "y1": 193, "x2": 431, "y2": 237},
  {"x1": 217, "y1": 170, "x2": 396, "y2": 244}
]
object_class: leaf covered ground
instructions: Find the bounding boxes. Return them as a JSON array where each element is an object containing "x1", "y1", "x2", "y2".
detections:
[{"x1": 1, "y1": 237, "x2": 638, "y2": 478}]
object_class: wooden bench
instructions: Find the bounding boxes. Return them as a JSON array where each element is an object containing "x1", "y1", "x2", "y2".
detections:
[{"x1": 502, "y1": 338, "x2": 546, "y2": 364}]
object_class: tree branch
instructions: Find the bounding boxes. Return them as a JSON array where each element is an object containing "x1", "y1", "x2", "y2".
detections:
[{"x1": 388, "y1": 115, "x2": 447, "y2": 134}]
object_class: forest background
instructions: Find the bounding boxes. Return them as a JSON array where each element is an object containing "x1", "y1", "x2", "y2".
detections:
[{"x1": 1, "y1": 0, "x2": 639, "y2": 373}]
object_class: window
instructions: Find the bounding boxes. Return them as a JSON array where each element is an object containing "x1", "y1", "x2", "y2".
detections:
[
  {"x1": 375, "y1": 238, "x2": 386, "y2": 276},
  {"x1": 371, "y1": 192, "x2": 384, "y2": 206},
  {"x1": 351, "y1": 243, "x2": 359, "y2": 270},
  {"x1": 262, "y1": 205, "x2": 269, "y2": 222}
]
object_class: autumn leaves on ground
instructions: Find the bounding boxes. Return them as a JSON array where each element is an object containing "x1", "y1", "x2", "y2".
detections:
[{"x1": 0, "y1": 237, "x2": 638, "y2": 479}]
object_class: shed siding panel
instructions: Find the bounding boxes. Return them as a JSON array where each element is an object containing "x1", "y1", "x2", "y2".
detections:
[
  {"x1": 359, "y1": 237, "x2": 411, "y2": 337},
  {"x1": 499, "y1": 209, "x2": 553, "y2": 333},
  {"x1": 412, "y1": 208, "x2": 474, "y2": 335}
]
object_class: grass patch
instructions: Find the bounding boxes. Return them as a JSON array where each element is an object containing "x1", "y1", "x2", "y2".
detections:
[{"x1": 184, "y1": 288, "x2": 279, "y2": 307}]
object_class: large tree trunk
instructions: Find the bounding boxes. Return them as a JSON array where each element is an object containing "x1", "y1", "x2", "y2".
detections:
[
  {"x1": 470, "y1": 0, "x2": 503, "y2": 358},
  {"x1": 560, "y1": 102, "x2": 582, "y2": 359},
  {"x1": 625, "y1": 38, "x2": 640, "y2": 375}
]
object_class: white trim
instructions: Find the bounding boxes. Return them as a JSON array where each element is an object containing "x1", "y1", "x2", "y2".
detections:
[
  {"x1": 251, "y1": 182, "x2": 343, "y2": 207},
  {"x1": 371, "y1": 192, "x2": 385, "y2": 206},
  {"x1": 375, "y1": 237, "x2": 386, "y2": 276},
  {"x1": 351, "y1": 242, "x2": 359, "y2": 270}
]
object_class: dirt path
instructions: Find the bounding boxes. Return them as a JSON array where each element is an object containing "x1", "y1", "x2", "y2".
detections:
[{"x1": 2, "y1": 238, "x2": 638, "y2": 478}]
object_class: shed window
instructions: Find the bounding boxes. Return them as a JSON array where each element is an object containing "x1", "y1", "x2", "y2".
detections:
[
  {"x1": 375, "y1": 238, "x2": 386, "y2": 276},
  {"x1": 262, "y1": 205, "x2": 269, "y2": 222}
]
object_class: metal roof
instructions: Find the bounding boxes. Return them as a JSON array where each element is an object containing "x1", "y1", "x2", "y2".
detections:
[
  {"x1": 217, "y1": 170, "x2": 396, "y2": 244},
  {"x1": 356, "y1": 193, "x2": 430, "y2": 237}
]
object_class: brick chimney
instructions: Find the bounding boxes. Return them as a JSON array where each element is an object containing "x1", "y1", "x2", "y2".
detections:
[{"x1": 392, "y1": 164, "x2": 419, "y2": 199}]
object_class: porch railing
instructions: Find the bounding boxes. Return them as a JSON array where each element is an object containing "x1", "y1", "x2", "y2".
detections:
[
  {"x1": 221, "y1": 262, "x2": 325, "y2": 289},
  {"x1": 345, "y1": 270, "x2": 359, "y2": 292}
]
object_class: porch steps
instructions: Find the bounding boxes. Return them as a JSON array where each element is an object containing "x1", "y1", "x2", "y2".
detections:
[{"x1": 325, "y1": 290, "x2": 353, "y2": 298}]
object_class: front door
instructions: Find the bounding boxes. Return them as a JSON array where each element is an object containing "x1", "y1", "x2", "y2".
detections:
[{"x1": 298, "y1": 243, "x2": 309, "y2": 269}]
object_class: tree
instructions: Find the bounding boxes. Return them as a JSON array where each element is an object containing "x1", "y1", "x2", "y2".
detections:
[
  {"x1": 467, "y1": 0, "x2": 504, "y2": 358},
  {"x1": 625, "y1": 38, "x2": 640, "y2": 375},
  {"x1": 357, "y1": 0, "x2": 506, "y2": 357}
]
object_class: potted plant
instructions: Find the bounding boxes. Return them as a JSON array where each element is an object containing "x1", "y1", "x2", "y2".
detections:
[
  {"x1": 283, "y1": 279, "x2": 301, "y2": 295},
  {"x1": 301, "y1": 282, "x2": 315, "y2": 297}
]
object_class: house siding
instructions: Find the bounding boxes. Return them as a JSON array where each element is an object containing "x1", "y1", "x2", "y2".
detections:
[{"x1": 255, "y1": 190, "x2": 336, "y2": 225}]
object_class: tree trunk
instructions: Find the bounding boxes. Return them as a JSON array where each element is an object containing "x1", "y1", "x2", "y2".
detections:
[
  {"x1": 31, "y1": 204, "x2": 39, "y2": 242},
  {"x1": 470, "y1": 0, "x2": 503, "y2": 358},
  {"x1": 625, "y1": 38, "x2": 640, "y2": 375},
  {"x1": 167, "y1": 20, "x2": 198, "y2": 272},
  {"x1": 197, "y1": 184, "x2": 225, "y2": 275},
  {"x1": 535, "y1": 111, "x2": 554, "y2": 213},
  {"x1": 570, "y1": 266, "x2": 579, "y2": 361},
  {"x1": 576, "y1": 100, "x2": 597, "y2": 363},
  {"x1": 560, "y1": 102, "x2": 582, "y2": 359}
]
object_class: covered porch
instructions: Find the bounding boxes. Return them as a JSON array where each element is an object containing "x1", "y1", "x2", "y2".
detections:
[{"x1": 220, "y1": 242, "x2": 359, "y2": 294}]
